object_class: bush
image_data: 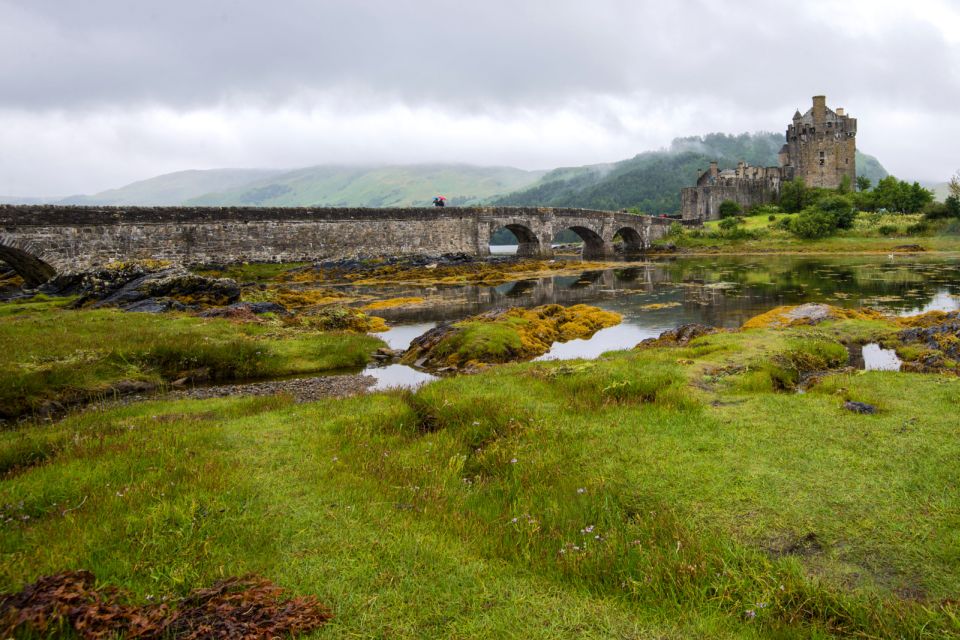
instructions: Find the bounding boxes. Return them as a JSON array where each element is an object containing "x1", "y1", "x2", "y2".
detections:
[
  {"x1": 878, "y1": 225, "x2": 897, "y2": 236},
  {"x1": 718, "y1": 200, "x2": 743, "y2": 219},
  {"x1": 786, "y1": 196, "x2": 856, "y2": 239},
  {"x1": 749, "y1": 204, "x2": 781, "y2": 216},
  {"x1": 789, "y1": 208, "x2": 837, "y2": 239},
  {"x1": 768, "y1": 214, "x2": 776, "y2": 222},
  {"x1": 816, "y1": 195, "x2": 856, "y2": 229},
  {"x1": 906, "y1": 221, "x2": 929, "y2": 235},
  {"x1": 922, "y1": 201, "x2": 951, "y2": 220},
  {"x1": 718, "y1": 216, "x2": 744, "y2": 231}
]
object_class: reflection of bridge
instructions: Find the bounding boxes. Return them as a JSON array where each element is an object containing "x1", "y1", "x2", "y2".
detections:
[{"x1": 0, "y1": 205, "x2": 675, "y2": 285}]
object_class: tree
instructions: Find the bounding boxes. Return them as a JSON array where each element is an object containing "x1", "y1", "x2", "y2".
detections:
[
  {"x1": 907, "y1": 182, "x2": 934, "y2": 213},
  {"x1": 779, "y1": 178, "x2": 808, "y2": 213},
  {"x1": 856, "y1": 175, "x2": 872, "y2": 193},
  {"x1": 838, "y1": 175, "x2": 852, "y2": 194},
  {"x1": 949, "y1": 170, "x2": 960, "y2": 199},
  {"x1": 872, "y1": 176, "x2": 933, "y2": 213},
  {"x1": 718, "y1": 200, "x2": 743, "y2": 218},
  {"x1": 947, "y1": 195, "x2": 960, "y2": 218}
]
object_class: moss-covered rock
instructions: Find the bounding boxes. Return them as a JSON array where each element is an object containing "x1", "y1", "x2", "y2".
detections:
[{"x1": 402, "y1": 304, "x2": 621, "y2": 370}]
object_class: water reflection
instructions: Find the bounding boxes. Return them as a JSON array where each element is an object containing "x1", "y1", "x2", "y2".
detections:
[
  {"x1": 359, "y1": 255, "x2": 960, "y2": 361},
  {"x1": 366, "y1": 364, "x2": 438, "y2": 391}
]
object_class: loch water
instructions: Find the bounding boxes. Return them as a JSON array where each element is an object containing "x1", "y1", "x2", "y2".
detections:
[{"x1": 359, "y1": 253, "x2": 960, "y2": 387}]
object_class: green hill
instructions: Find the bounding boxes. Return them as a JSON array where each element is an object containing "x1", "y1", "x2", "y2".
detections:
[
  {"x1": 494, "y1": 132, "x2": 889, "y2": 214},
  {"x1": 186, "y1": 164, "x2": 546, "y2": 207},
  {"x1": 59, "y1": 169, "x2": 285, "y2": 206}
]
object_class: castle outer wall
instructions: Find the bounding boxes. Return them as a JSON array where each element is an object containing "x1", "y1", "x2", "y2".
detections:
[{"x1": 680, "y1": 96, "x2": 856, "y2": 221}]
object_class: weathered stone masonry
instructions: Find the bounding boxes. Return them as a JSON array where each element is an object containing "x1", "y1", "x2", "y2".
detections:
[
  {"x1": 0, "y1": 205, "x2": 672, "y2": 285},
  {"x1": 681, "y1": 95, "x2": 857, "y2": 222}
]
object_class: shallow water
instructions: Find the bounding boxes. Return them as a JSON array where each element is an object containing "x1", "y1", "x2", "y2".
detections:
[{"x1": 360, "y1": 254, "x2": 960, "y2": 365}]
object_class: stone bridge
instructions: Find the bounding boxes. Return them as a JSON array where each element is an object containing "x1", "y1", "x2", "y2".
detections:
[{"x1": 0, "y1": 205, "x2": 675, "y2": 286}]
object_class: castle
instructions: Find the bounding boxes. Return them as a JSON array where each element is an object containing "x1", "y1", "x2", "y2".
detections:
[{"x1": 680, "y1": 95, "x2": 857, "y2": 221}]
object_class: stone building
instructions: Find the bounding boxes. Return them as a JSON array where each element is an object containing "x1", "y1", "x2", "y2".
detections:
[{"x1": 681, "y1": 96, "x2": 856, "y2": 221}]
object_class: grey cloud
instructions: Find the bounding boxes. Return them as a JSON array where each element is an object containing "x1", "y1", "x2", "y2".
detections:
[{"x1": 2, "y1": 0, "x2": 958, "y2": 114}]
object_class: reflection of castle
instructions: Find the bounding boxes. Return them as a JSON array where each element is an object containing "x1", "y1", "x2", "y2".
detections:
[{"x1": 681, "y1": 96, "x2": 857, "y2": 222}]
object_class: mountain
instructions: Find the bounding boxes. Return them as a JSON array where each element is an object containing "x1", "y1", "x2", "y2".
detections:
[
  {"x1": 494, "y1": 132, "x2": 889, "y2": 214},
  {"x1": 185, "y1": 164, "x2": 546, "y2": 208},
  {"x1": 57, "y1": 169, "x2": 286, "y2": 206}
]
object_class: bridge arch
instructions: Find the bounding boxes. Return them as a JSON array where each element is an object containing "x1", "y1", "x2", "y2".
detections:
[
  {"x1": 0, "y1": 235, "x2": 57, "y2": 286},
  {"x1": 553, "y1": 225, "x2": 607, "y2": 259},
  {"x1": 490, "y1": 223, "x2": 542, "y2": 257},
  {"x1": 613, "y1": 226, "x2": 644, "y2": 254}
]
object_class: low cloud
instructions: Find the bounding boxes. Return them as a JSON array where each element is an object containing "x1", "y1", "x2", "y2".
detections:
[{"x1": 1, "y1": 0, "x2": 957, "y2": 194}]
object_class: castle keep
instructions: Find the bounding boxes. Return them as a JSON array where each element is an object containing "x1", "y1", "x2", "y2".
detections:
[{"x1": 681, "y1": 95, "x2": 857, "y2": 221}]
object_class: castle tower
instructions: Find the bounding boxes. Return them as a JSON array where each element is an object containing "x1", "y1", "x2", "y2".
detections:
[{"x1": 779, "y1": 95, "x2": 856, "y2": 188}]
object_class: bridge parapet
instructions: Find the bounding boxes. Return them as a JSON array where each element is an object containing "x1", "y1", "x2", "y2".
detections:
[{"x1": 0, "y1": 205, "x2": 674, "y2": 284}]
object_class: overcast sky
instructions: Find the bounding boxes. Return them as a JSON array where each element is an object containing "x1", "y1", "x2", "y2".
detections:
[{"x1": 2, "y1": 0, "x2": 958, "y2": 195}]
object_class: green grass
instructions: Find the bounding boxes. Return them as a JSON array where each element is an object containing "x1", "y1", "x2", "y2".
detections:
[
  {"x1": 661, "y1": 212, "x2": 960, "y2": 253},
  {"x1": 2, "y1": 320, "x2": 960, "y2": 637},
  {"x1": 0, "y1": 301, "x2": 383, "y2": 419},
  {"x1": 191, "y1": 262, "x2": 309, "y2": 282}
]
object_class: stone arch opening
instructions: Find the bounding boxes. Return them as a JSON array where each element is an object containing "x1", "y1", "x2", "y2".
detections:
[
  {"x1": 0, "y1": 240, "x2": 57, "y2": 286},
  {"x1": 552, "y1": 226, "x2": 606, "y2": 259},
  {"x1": 613, "y1": 226, "x2": 644, "y2": 254},
  {"x1": 490, "y1": 223, "x2": 541, "y2": 257}
]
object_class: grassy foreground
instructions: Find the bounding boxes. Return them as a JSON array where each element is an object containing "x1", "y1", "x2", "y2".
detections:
[
  {"x1": 2, "y1": 315, "x2": 960, "y2": 637},
  {"x1": 0, "y1": 296, "x2": 384, "y2": 420}
]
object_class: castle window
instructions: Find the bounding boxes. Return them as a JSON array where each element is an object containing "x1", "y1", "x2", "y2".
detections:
[{"x1": 819, "y1": 151, "x2": 825, "y2": 166}]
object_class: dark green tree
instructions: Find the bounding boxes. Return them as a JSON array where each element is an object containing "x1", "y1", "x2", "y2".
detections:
[
  {"x1": 838, "y1": 175, "x2": 852, "y2": 194},
  {"x1": 779, "y1": 178, "x2": 808, "y2": 213},
  {"x1": 718, "y1": 200, "x2": 743, "y2": 218},
  {"x1": 856, "y1": 175, "x2": 872, "y2": 192}
]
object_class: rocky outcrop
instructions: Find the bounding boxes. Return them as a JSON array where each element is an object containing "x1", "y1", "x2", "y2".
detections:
[
  {"x1": 402, "y1": 304, "x2": 621, "y2": 371},
  {"x1": 40, "y1": 263, "x2": 240, "y2": 311},
  {"x1": 636, "y1": 323, "x2": 719, "y2": 348}
]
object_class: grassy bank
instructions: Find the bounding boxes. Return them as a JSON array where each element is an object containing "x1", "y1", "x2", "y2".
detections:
[
  {"x1": 0, "y1": 296, "x2": 384, "y2": 419},
  {"x1": 656, "y1": 212, "x2": 960, "y2": 254},
  {"x1": 2, "y1": 313, "x2": 959, "y2": 637}
]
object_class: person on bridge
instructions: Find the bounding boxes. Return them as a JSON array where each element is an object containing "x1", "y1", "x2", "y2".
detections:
[{"x1": 433, "y1": 196, "x2": 446, "y2": 207}]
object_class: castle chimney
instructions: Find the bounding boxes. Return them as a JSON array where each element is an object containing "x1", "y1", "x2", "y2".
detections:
[
  {"x1": 812, "y1": 95, "x2": 827, "y2": 121},
  {"x1": 836, "y1": 107, "x2": 845, "y2": 116},
  {"x1": 709, "y1": 161, "x2": 718, "y2": 177}
]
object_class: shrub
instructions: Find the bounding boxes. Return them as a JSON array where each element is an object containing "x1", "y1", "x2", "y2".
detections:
[
  {"x1": 718, "y1": 200, "x2": 743, "y2": 219},
  {"x1": 718, "y1": 216, "x2": 744, "y2": 231},
  {"x1": 786, "y1": 196, "x2": 854, "y2": 239},
  {"x1": 906, "y1": 221, "x2": 929, "y2": 235},
  {"x1": 878, "y1": 224, "x2": 897, "y2": 236},
  {"x1": 749, "y1": 204, "x2": 781, "y2": 216},
  {"x1": 922, "y1": 201, "x2": 951, "y2": 220},
  {"x1": 816, "y1": 195, "x2": 856, "y2": 229},
  {"x1": 768, "y1": 214, "x2": 776, "y2": 222},
  {"x1": 789, "y1": 208, "x2": 837, "y2": 239}
]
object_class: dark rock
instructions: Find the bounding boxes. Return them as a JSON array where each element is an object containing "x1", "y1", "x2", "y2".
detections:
[
  {"x1": 843, "y1": 401, "x2": 876, "y2": 414},
  {"x1": 123, "y1": 298, "x2": 187, "y2": 313},
  {"x1": 112, "y1": 380, "x2": 157, "y2": 395},
  {"x1": 42, "y1": 264, "x2": 239, "y2": 311},
  {"x1": 199, "y1": 301, "x2": 288, "y2": 318},
  {"x1": 637, "y1": 323, "x2": 718, "y2": 348}
]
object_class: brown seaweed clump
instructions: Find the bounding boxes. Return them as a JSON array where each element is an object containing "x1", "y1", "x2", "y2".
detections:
[{"x1": 0, "y1": 571, "x2": 332, "y2": 639}]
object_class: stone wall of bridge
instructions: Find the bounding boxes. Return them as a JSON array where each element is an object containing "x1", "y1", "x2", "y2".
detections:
[{"x1": 0, "y1": 205, "x2": 674, "y2": 285}]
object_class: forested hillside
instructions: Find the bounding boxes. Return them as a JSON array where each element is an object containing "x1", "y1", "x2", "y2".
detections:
[{"x1": 494, "y1": 132, "x2": 888, "y2": 214}]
